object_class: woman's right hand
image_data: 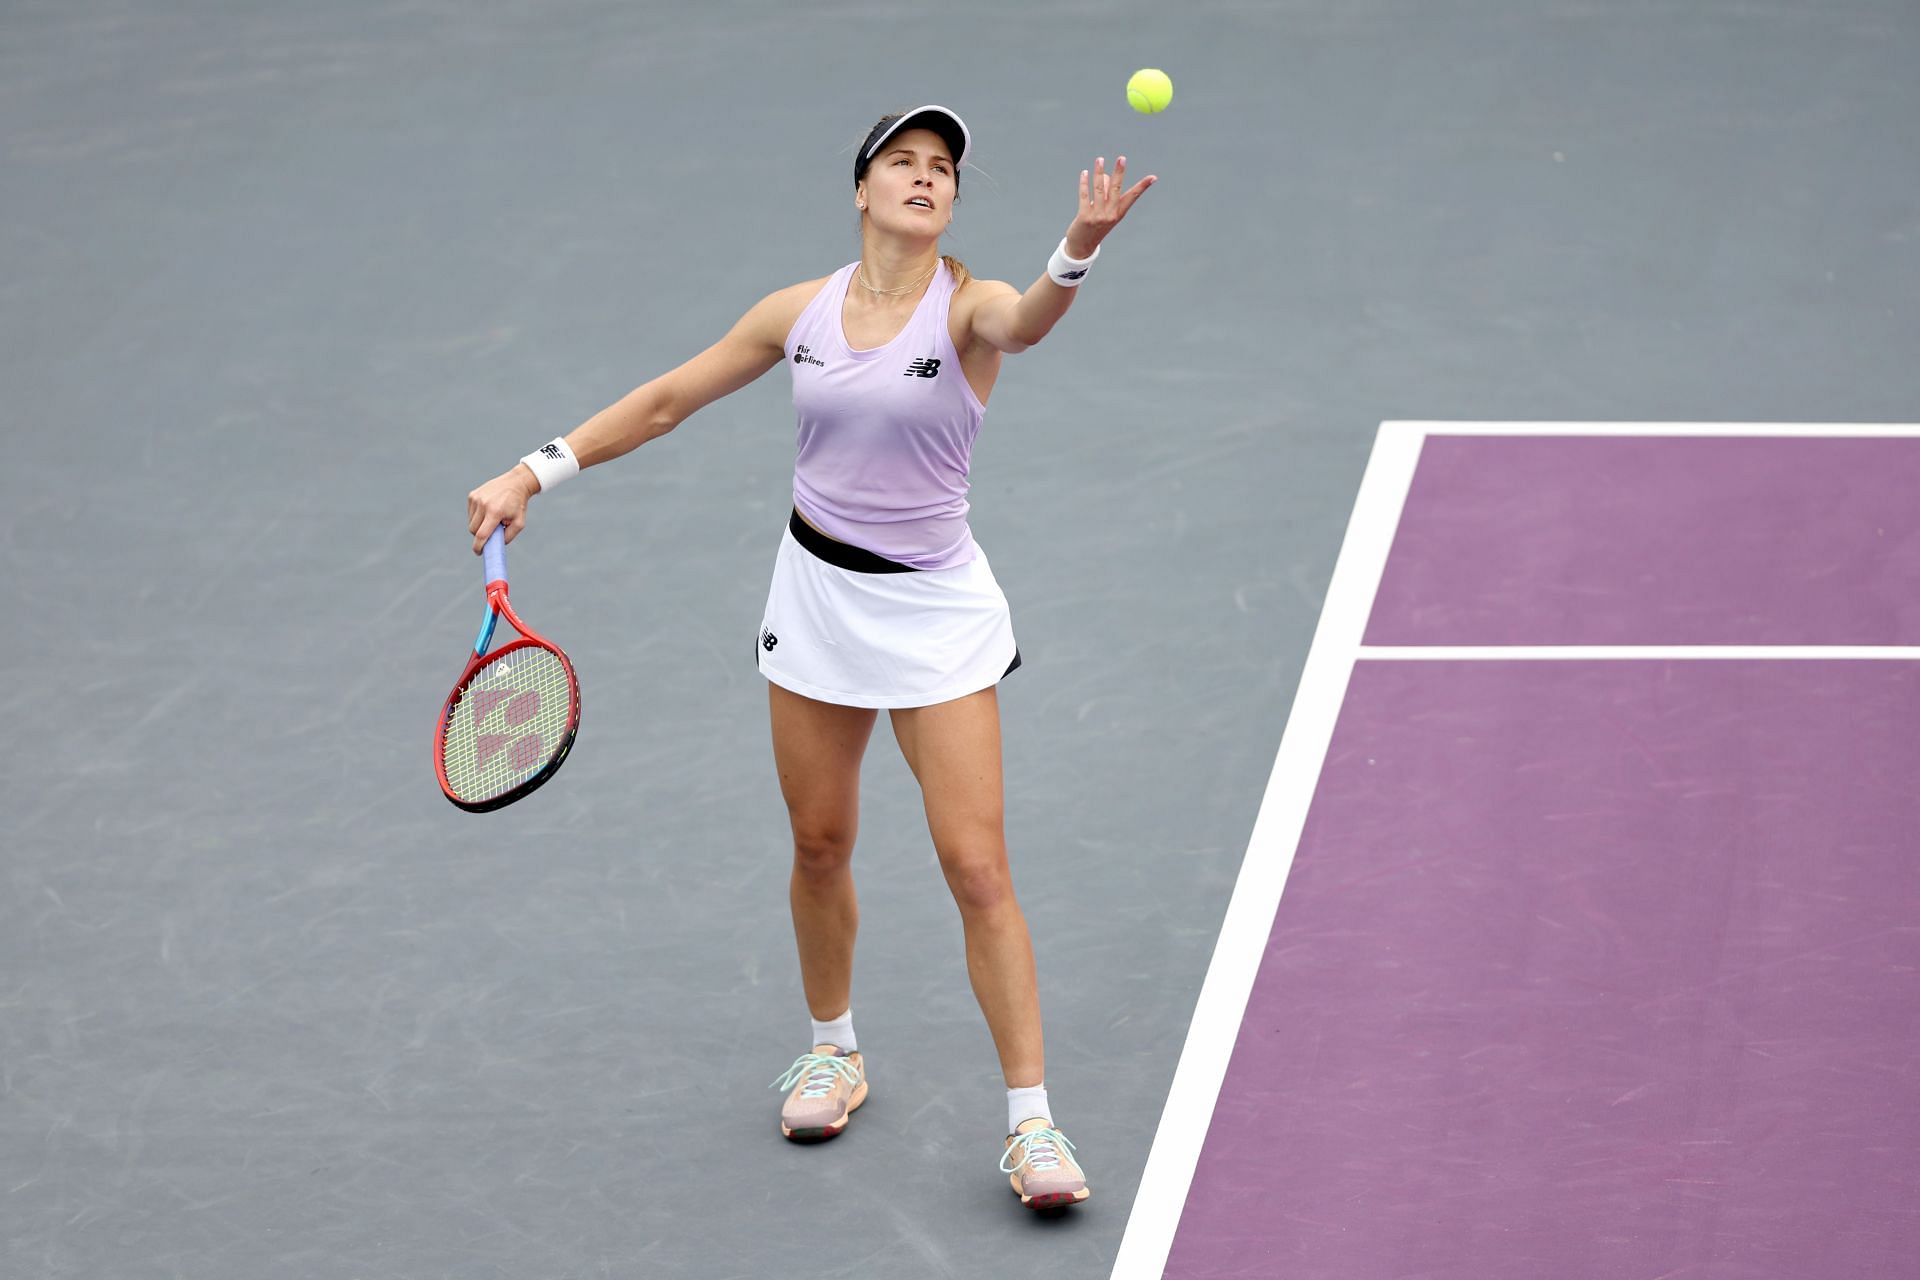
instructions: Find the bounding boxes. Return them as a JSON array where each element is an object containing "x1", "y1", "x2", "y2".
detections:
[{"x1": 467, "y1": 464, "x2": 539, "y2": 553}]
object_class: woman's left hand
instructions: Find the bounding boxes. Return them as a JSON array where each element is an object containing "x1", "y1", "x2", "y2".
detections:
[{"x1": 1064, "y1": 155, "x2": 1157, "y2": 258}]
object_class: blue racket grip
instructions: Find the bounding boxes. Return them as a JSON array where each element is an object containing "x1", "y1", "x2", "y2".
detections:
[
  {"x1": 472, "y1": 526, "x2": 508, "y2": 655},
  {"x1": 482, "y1": 525, "x2": 509, "y2": 587}
]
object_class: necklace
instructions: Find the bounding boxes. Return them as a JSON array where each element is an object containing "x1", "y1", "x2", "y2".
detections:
[{"x1": 855, "y1": 260, "x2": 937, "y2": 297}]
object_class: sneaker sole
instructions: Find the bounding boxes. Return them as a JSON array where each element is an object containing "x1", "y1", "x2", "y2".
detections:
[
  {"x1": 780, "y1": 1079, "x2": 868, "y2": 1143},
  {"x1": 1018, "y1": 1186, "x2": 1092, "y2": 1213}
]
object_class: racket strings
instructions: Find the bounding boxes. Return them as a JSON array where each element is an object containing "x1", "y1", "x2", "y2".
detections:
[{"x1": 441, "y1": 645, "x2": 576, "y2": 804}]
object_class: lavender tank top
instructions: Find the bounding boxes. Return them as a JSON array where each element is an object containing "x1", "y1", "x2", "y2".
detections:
[{"x1": 784, "y1": 259, "x2": 986, "y2": 570}]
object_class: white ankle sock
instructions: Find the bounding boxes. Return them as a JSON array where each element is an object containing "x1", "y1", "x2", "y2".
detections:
[
  {"x1": 812, "y1": 1009, "x2": 857, "y2": 1053},
  {"x1": 1008, "y1": 1083, "x2": 1051, "y2": 1134}
]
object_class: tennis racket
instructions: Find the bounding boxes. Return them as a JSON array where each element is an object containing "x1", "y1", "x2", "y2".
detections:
[{"x1": 434, "y1": 526, "x2": 581, "y2": 811}]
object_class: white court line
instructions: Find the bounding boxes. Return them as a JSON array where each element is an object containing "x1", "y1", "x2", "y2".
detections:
[
  {"x1": 1107, "y1": 423, "x2": 1427, "y2": 1279},
  {"x1": 1109, "y1": 420, "x2": 1920, "y2": 1280},
  {"x1": 1392, "y1": 420, "x2": 1920, "y2": 437},
  {"x1": 1361, "y1": 646, "x2": 1920, "y2": 661}
]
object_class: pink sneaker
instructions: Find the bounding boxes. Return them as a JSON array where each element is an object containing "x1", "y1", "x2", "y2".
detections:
[
  {"x1": 1001, "y1": 1120, "x2": 1091, "y2": 1211},
  {"x1": 770, "y1": 1047, "x2": 867, "y2": 1142}
]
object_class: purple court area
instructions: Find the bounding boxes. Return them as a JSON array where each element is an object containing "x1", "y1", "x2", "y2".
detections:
[
  {"x1": 1169, "y1": 659, "x2": 1920, "y2": 1279},
  {"x1": 1165, "y1": 435, "x2": 1920, "y2": 1278},
  {"x1": 1367, "y1": 436, "x2": 1920, "y2": 646}
]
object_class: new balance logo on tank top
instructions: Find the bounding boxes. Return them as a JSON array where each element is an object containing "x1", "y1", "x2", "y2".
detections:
[{"x1": 785, "y1": 260, "x2": 986, "y2": 570}]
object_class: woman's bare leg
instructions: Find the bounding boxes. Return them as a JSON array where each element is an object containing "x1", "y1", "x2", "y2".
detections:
[
  {"x1": 768, "y1": 682, "x2": 877, "y2": 1021},
  {"x1": 889, "y1": 686, "x2": 1044, "y2": 1088}
]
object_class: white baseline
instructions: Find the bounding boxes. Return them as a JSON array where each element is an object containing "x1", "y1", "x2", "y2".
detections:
[{"x1": 1107, "y1": 423, "x2": 1426, "y2": 1278}]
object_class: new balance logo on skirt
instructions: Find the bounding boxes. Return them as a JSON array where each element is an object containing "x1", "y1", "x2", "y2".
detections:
[{"x1": 903, "y1": 358, "x2": 941, "y2": 378}]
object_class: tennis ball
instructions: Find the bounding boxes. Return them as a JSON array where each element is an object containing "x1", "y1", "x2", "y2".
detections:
[{"x1": 1127, "y1": 68, "x2": 1173, "y2": 114}]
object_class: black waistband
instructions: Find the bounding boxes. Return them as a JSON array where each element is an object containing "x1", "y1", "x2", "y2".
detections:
[{"x1": 789, "y1": 509, "x2": 920, "y2": 574}]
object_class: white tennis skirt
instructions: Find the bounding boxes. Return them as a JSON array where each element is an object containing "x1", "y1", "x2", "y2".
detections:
[{"x1": 756, "y1": 511, "x2": 1022, "y2": 709}]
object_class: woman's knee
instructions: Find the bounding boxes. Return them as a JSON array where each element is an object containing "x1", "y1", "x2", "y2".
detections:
[
  {"x1": 791, "y1": 822, "x2": 857, "y2": 879},
  {"x1": 942, "y1": 853, "x2": 1015, "y2": 916}
]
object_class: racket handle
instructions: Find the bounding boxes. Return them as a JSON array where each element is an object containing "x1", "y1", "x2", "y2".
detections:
[{"x1": 482, "y1": 525, "x2": 509, "y2": 590}]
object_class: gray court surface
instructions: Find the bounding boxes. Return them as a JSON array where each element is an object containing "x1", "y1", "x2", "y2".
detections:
[{"x1": 5, "y1": 2, "x2": 1917, "y2": 1277}]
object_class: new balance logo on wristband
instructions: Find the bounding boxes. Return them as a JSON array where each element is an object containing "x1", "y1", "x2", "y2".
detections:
[
  {"x1": 794, "y1": 345, "x2": 826, "y2": 368},
  {"x1": 1058, "y1": 267, "x2": 1088, "y2": 281},
  {"x1": 903, "y1": 357, "x2": 941, "y2": 378},
  {"x1": 540, "y1": 443, "x2": 564, "y2": 460}
]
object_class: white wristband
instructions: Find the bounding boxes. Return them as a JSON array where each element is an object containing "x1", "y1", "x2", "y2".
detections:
[
  {"x1": 1047, "y1": 237, "x2": 1100, "y2": 287},
  {"x1": 519, "y1": 437, "x2": 580, "y2": 492}
]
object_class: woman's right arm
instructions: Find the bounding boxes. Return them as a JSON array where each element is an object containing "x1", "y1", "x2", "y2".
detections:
[{"x1": 466, "y1": 281, "x2": 816, "y2": 551}]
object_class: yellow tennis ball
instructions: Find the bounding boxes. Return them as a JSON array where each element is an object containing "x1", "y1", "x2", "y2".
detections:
[{"x1": 1127, "y1": 67, "x2": 1173, "y2": 114}]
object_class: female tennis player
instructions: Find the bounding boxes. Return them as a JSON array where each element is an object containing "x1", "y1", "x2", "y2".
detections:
[{"x1": 466, "y1": 106, "x2": 1154, "y2": 1211}]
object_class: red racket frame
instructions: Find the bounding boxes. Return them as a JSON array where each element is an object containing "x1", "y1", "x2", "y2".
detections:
[{"x1": 434, "y1": 581, "x2": 581, "y2": 813}]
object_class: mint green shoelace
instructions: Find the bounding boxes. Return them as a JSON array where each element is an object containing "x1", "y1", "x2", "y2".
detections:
[
  {"x1": 1001, "y1": 1127, "x2": 1076, "y2": 1175},
  {"x1": 770, "y1": 1052, "x2": 860, "y2": 1099}
]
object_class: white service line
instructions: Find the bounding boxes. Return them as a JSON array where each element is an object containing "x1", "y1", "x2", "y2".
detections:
[
  {"x1": 1359, "y1": 646, "x2": 1920, "y2": 661},
  {"x1": 1107, "y1": 423, "x2": 1426, "y2": 1280},
  {"x1": 1391, "y1": 420, "x2": 1920, "y2": 437}
]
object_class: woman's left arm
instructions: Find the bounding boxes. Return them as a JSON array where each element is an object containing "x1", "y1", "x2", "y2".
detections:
[{"x1": 969, "y1": 155, "x2": 1157, "y2": 354}]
